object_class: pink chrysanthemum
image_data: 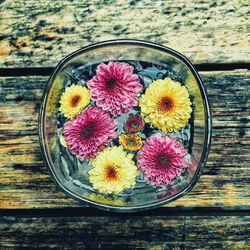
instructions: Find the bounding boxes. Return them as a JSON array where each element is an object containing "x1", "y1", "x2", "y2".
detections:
[
  {"x1": 63, "y1": 106, "x2": 117, "y2": 160},
  {"x1": 137, "y1": 134, "x2": 188, "y2": 186},
  {"x1": 125, "y1": 114, "x2": 145, "y2": 133},
  {"x1": 87, "y1": 61, "x2": 142, "y2": 116}
]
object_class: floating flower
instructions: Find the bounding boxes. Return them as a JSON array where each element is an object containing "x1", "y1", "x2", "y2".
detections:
[
  {"x1": 139, "y1": 78, "x2": 192, "y2": 133},
  {"x1": 125, "y1": 114, "x2": 145, "y2": 133},
  {"x1": 59, "y1": 84, "x2": 91, "y2": 119},
  {"x1": 87, "y1": 61, "x2": 142, "y2": 116},
  {"x1": 119, "y1": 134, "x2": 143, "y2": 151},
  {"x1": 63, "y1": 106, "x2": 116, "y2": 160},
  {"x1": 137, "y1": 134, "x2": 188, "y2": 186},
  {"x1": 89, "y1": 146, "x2": 138, "y2": 194}
]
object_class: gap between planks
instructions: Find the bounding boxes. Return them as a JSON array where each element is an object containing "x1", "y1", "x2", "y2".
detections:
[{"x1": 0, "y1": 63, "x2": 250, "y2": 77}]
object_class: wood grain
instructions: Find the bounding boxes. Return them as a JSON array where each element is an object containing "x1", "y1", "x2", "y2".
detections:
[
  {"x1": 0, "y1": 0, "x2": 249, "y2": 67},
  {"x1": 0, "y1": 70, "x2": 249, "y2": 209},
  {"x1": 1, "y1": 215, "x2": 249, "y2": 249}
]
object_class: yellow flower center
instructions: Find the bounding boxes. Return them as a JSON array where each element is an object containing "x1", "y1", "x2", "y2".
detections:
[
  {"x1": 119, "y1": 134, "x2": 142, "y2": 151},
  {"x1": 127, "y1": 139, "x2": 135, "y2": 146},
  {"x1": 105, "y1": 165, "x2": 119, "y2": 181},
  {"x1": 70, "y1": 95, "x2": 81, "y2": 107},
  {"x1": 158, "y1": 96, "x2": 174, "y2": 112}
]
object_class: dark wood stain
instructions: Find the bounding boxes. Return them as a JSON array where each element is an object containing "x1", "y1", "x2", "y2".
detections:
[{"x1": 0, "y1": 215, "x2": 249, "y2": 249}]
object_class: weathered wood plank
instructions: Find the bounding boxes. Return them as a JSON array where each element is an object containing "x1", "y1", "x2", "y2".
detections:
[
  {"x1": 0, "y1": 0, "x2": 249, "y2": 67},
  {"x1": 0, "y1": 70, "x2": 249, "y2": 209},
  {"x1": 1, "y1": 215, "x2": 249, "y2": 249}
]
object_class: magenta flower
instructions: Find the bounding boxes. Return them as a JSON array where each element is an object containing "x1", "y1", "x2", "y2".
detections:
[
  {"x1": 125, "y1": 114, "x2": 145, "y2": 133},
  {"x1": 87, "y1": 61, "x2": 142, "y2": 116},
  {"x1": 63, "y1": 106, "x2": 117, "y2": 160},
  {"x1": 137, "y1": 134, "x2": 188, "y2": 186}
]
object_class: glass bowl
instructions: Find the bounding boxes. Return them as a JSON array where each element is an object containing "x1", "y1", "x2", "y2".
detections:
[{"x1": 39, "y1": 39, "x2": 211, "y2": 212}]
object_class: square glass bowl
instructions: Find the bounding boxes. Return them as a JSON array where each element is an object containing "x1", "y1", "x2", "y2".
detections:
[{"x1": 39, "y1": 40, "x2": 211, "y2": 212}]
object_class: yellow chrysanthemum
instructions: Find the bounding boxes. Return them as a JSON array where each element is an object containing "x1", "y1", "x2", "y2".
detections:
[
  {"x1": 139, "y1": 78, "x2": 192, "y2": 133},
  {"x1": 59, "y1": 84, "x2": 91, "y2": 119},
  {"x1": 119, "y1": 134, "x2": 143, "y2": 151},
  {"x1": 89, "y1": 146, "x2": 139, "y2": 194}
]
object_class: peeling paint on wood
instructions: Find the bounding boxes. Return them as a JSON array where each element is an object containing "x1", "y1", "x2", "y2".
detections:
[{"x1": 0, "y1": 0, "x2": 249, "y2": 67}]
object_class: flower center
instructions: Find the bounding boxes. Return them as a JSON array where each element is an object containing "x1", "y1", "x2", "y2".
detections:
[
  {"x1": 80, "y1": 123, "x2": 95, "y2": 139},
  {"x1": 156, "y1": 153, "x2": 170, "y2": 167},
  {"x1": 130, "y1": 121, "x2": 138, "y2": 128},
  {"x1": 106, "y1": 78, "x2": 116, "y2": 88},
  {"x1": 159, "y1": 96, "x2": 174, "y2": 112},
  {"x1": 105, "y1": 165, "x2": 119, "y2": 181},
  {"x1": 127, "y1": 139, "x2": 135, "y2": 146},
  {"x1": 70, "y1": 95, "x2": 81, "y2": 107}
]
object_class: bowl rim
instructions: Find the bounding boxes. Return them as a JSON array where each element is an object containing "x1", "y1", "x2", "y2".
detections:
[{"x1": 39, "y1": 39, "x2": 212, "y2": 212}]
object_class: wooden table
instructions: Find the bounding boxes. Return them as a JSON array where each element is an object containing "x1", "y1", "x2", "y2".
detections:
[{"x1": 0, "y1": 1, "x2": 249, "y2": 249}]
